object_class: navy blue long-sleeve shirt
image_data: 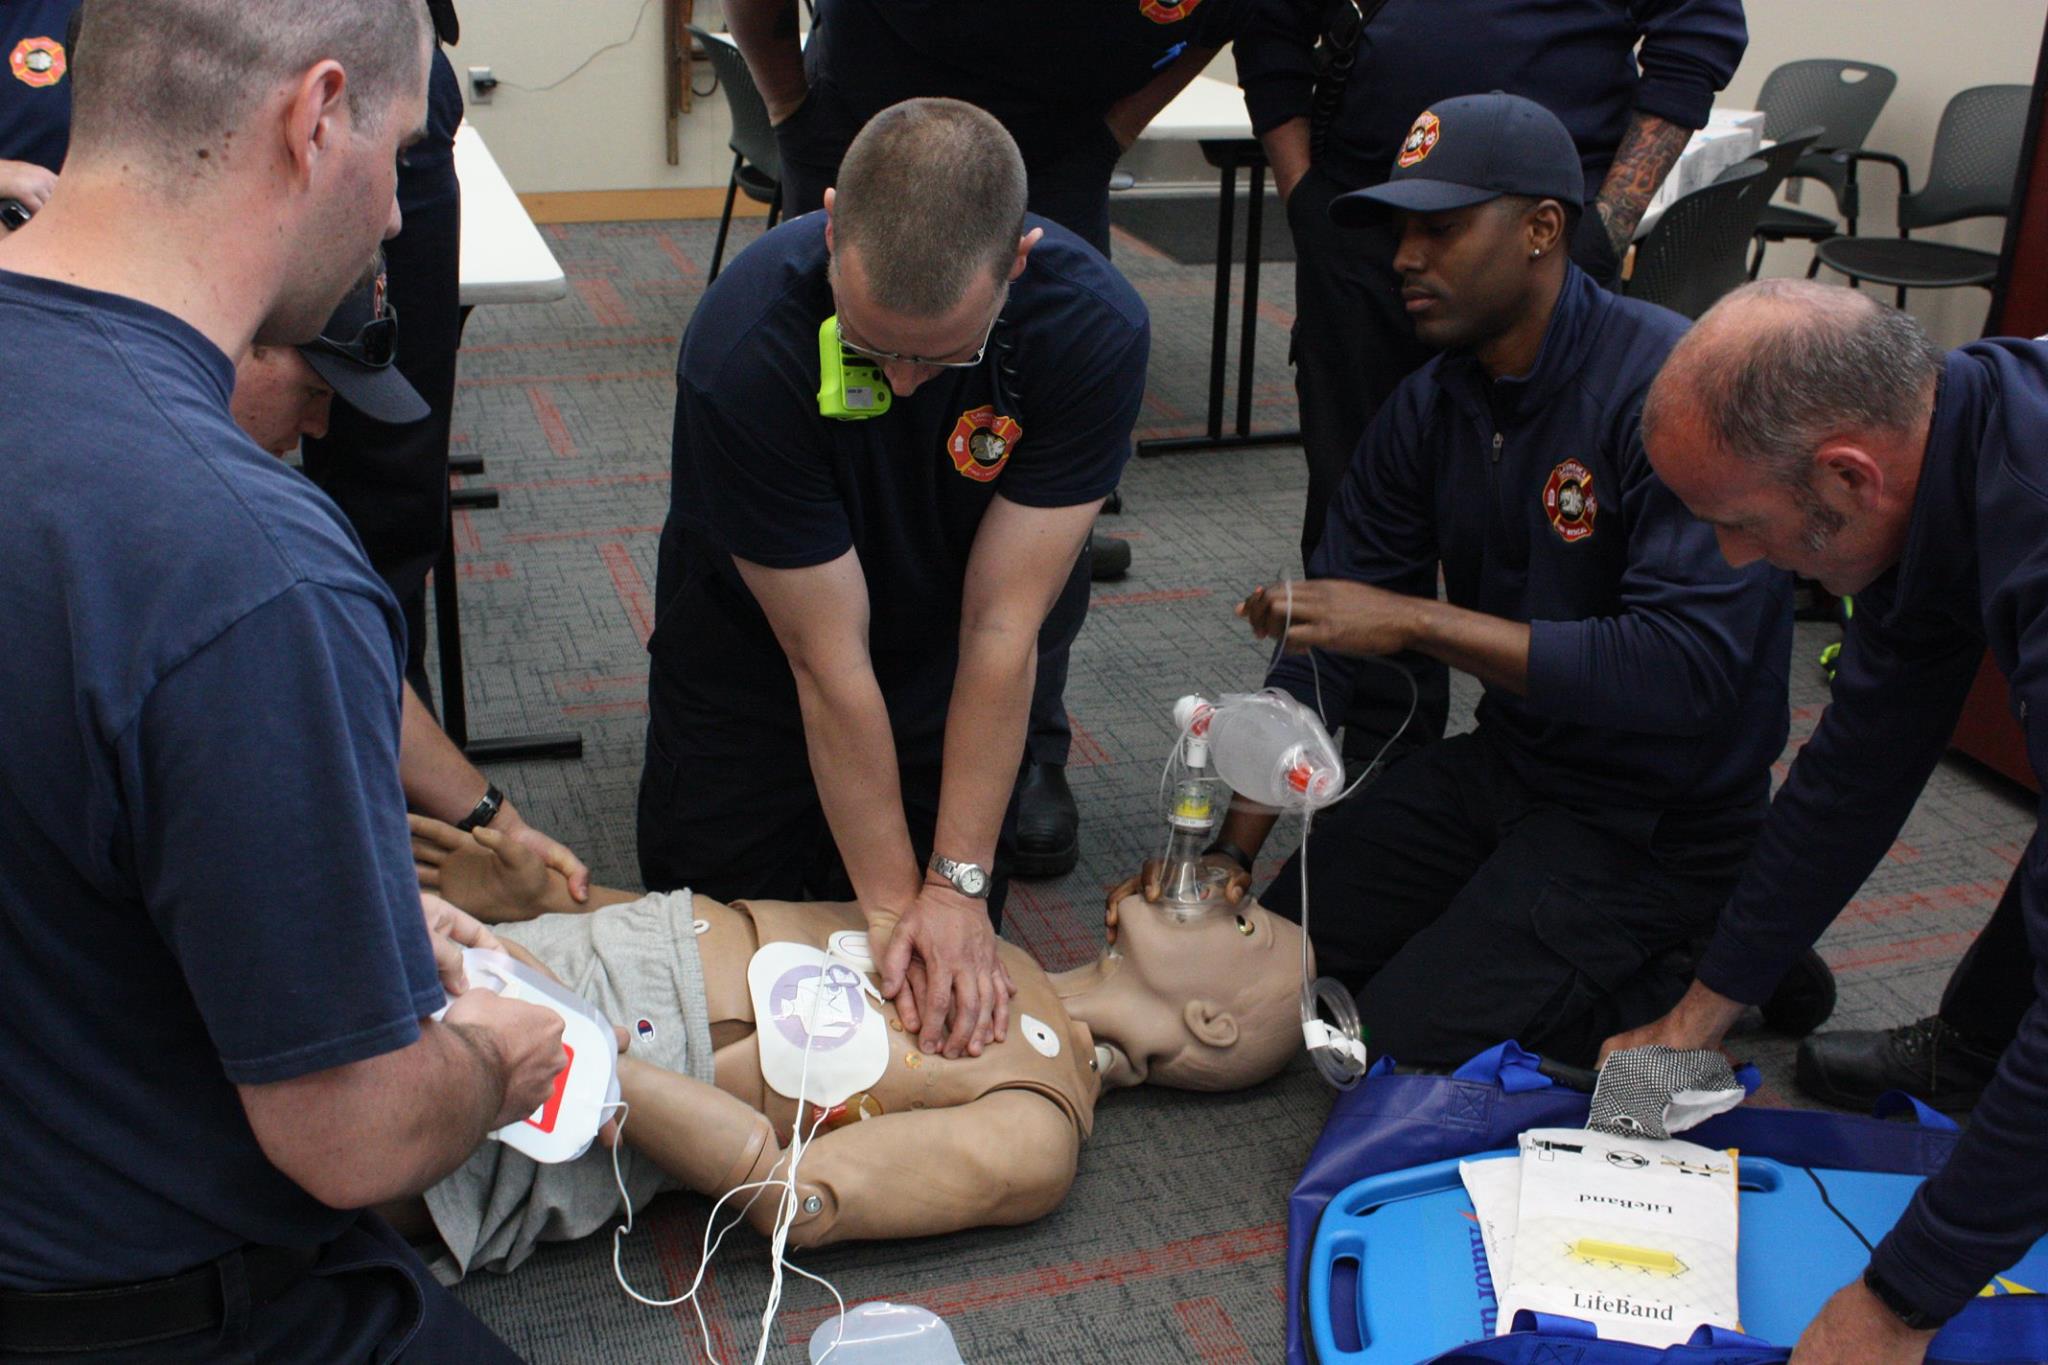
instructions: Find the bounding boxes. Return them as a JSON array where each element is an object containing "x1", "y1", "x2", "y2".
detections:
[
  {"x1": 1272, "y1": 266, "x2": 1791, "y2": 817},
  {"x1": 1698, "y1": 340, "x2": 2048, "y2": 1320},
  {"x1": 1236, "y1": 0, "x2": 1746, "y2": 195}
]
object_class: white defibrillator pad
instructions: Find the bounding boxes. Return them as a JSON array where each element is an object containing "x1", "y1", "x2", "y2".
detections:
[{"x1": 747, "y1": 942, "x2": 890, "y2": 1107}]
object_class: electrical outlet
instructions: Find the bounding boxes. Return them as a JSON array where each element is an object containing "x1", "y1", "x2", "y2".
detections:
[{"x1": 468, "y1": 65, "x2": 497, "y2": 105}]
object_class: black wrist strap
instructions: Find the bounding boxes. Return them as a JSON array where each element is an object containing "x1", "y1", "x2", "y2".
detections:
[
  {"x1": 455, "y1": 782, "x2": 504, "y2": 833},
  {"x1": 1862, "y1": 1265, "x2": 1948, "y2": 1331},
  {"x1": 1204, "y1": 840, "x2": 1255, "y2": 874}
]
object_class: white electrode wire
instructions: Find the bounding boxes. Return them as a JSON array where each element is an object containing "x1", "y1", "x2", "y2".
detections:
[{"x1": 606, "y1": 941, "x2": 851, "y2": 1364}]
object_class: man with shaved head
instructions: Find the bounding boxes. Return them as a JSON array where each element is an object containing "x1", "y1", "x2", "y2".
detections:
[
  {"x1": 0, "y1": 1, "x2": 557, "y2": 1357},
  {"x1": 1607, "y1": 278, "x2": 2048, "y2": 1359}
]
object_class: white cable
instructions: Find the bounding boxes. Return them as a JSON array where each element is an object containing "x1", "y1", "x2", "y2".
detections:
[
  {"x1": 607, "y1": 939, "x2": 853, "y2": 1363},
  {"x1": 497, "y1": 0, "x2": 660, "y2": 95}
]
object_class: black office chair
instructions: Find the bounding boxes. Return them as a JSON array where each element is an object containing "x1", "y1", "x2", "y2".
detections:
[
  {"x1": 1748, "y1": 59, "x2": 1899, "y2": 275},
  {"x1": 689, "y1": 26, "x2": 783, "y2": 282},
  {"x1": 1626, "y1": 161, "x2": 1774, "y2": 320},
  {"x1": 1734, "y1": 127, "x2": 1825, "y2": 276},
  {"x1": 1810, "y1": 83, "x2": 2030, "y2": 308}
]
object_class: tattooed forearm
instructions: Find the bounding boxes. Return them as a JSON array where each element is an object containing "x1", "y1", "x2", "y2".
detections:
[{"x1": 1594, "y1": 112, "x2": 1691, "y2": 255}]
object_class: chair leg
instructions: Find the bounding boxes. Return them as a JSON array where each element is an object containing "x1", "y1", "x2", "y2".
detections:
[
  {"x1": 1806, "y1": 254, "x2": 1823, "y2": 279},
  {"x1": 709, "y1": 153, "x2": 742, "y2": 284},
  {"x1": 1896, "y1": 286, "x2": 1907, "y2": 309},
  {"x1": 767, "y1": 184, "x2": 783, "y2": 230},
  {"x1": 1748, "y1": 236, "x2": 1767, "y2": 280}
]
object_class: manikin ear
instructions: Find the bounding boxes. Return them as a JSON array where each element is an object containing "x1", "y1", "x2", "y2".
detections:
[
  {"x1": 280, "y1": 61, "x2": 349, "y2": 188},
  {"x1": 1813, "y1": 439, "x2": 1887, "y2": 511},
  {"x1": 1184, "y1": 999, "x2": 1239, "y2": 1050},
  {"x1": 1007, "y1": 226, "x2": 1044, "y2": 282}
]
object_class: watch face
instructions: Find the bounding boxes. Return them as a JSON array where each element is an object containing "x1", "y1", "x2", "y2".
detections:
[{"x1": 958, "y1": 865, "x2": 989, "y2": 896}]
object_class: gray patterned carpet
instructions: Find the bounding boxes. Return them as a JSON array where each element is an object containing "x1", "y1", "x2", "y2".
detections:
[{"x1": 435, "y1": 211, "x2": 2033, "y2": 1363}]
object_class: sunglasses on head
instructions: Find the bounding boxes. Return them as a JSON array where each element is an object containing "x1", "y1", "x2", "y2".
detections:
[{"x1": 307, "y1": 304, "x2": 400, "y2": 371}]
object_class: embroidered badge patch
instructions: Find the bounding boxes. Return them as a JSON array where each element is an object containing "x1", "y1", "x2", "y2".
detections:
[
  {"x1": 1397, "y1": 111, "x2": 1441, "y2": 168},
  {"x1": 947, "y1": 406, "x2": 1021, "y2": 483},
  {"x1": 1543, "y1": 459, "x2": 1598, "y2": 543},
  {"x1": 9, "y1": 36, "x2": 65, "y2": 88},
  {"x1": 1140, "y1": 0, "x2": 1204, "y2": 22}
]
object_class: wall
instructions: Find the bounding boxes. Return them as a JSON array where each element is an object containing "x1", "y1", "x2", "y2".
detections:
[{"x1": 1724, "y1": 0, "x2": 2047, "y2": 345}]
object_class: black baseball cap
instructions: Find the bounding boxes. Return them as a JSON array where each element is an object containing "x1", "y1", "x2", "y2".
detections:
[
  {"x1": 1330, "y1": 91, "x2": 1585, "y2": 225},
  {"x1": 298, "y1": 272, "x2": 429, "y2": 425}
]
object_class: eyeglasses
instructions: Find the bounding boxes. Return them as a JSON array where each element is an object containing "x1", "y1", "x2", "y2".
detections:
[
  {"x1": 835, "y1": 284, "x2": 1008, "y2": 369},
  {"x1": 307, "y1": 305, "x2": 400, "y2": 371}
]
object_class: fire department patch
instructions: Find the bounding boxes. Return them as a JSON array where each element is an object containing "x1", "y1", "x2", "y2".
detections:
[
  {"x1": 947, "y1": 406, "x2": 1021, "y2": 483},
  {"x1": 1543, "y1": 459, "x2": 1598, "y2": 543},
  {"x1": 1397, "y1": 111, "x2": 1440, "y2": 168},
  {"x1": 9, "y1": 36, "x2": 65, "y2": 88},
  {"x1": 1139, "y1": 0, "x2": 1204, "y2": 22}
]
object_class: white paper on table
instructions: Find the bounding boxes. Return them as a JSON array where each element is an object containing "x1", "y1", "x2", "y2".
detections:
[
  {"x1": 1459, "y1": 1154, "x2": 1522, "y2": 1330},
  {"x1": 1498, "y1": 1127, "x2": 1740, "y2": 1347}
]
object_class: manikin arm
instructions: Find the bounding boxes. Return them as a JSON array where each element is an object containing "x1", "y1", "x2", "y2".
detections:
[{"x1": 618, "y1": 1058, "x2": 1078, "y2": 1249}]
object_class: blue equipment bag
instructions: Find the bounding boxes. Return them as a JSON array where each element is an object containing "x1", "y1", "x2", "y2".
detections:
[{"x1": 1286, "y1": 1044, "x2": 2047, "y2": 1365}]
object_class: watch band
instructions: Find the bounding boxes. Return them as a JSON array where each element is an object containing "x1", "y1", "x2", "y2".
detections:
[
  {"x1": 927, "y1": 853, "x2": 991, "y2": 899},
  {"x1": 455, "y1": 782, "x2": 505, "y2": 833},
  {"x1": 1862, "y1": 1265, "x2": 1949, "y2": 1332}
]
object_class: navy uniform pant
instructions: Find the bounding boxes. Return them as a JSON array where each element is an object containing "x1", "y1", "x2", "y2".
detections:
[
  {"x1": 300, "y1": 51, "x2": 465, "y2": 703},
  {"x1": 636, "y1": 640, "x2": 1018, "y2": 926},
  {"x1": 0, "y1": 1215, "x2": 521, "y2": 1364},
  {"x1": 773, "y1": 80, "x2": 1120, "y2": 769},
  {"x1": 1935, "y1": 861, "x2": 2037, "y2": 1045},
  {"x1": 1259, "y1": 730, "x2": 1759, "y2": 1069}
]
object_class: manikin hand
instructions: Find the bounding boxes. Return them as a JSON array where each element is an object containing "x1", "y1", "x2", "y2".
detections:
[
  {"x1": 491, "y1": 799, "x2": 591, "y2": 903},
  {"x1": 421, "y1": 891, "x2": 506, "y2": 996},
  {"x1": 411, "y1": 814, "x2": 577, "y2": 923},
  {"x1": 0, "y1": 158, "x2": 55, "y2": 215},
  {"x1": 1239, "y1": 579, "x2": 1420, "y2": 657},
  {"x1": 877, "y1": 883, "x2": 1014, "y2": 1059},
  {"x1": 1103, "y1": 857, "x2": 1250, "y2": 944},
  {"x1": 1790, "y1": 1280, "x2": 1936, "y2": 1365}
]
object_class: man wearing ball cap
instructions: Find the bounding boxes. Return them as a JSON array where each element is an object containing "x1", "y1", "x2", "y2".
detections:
[{"x1": 1199, "y1": 94, "x2": 1796, "y2": 1069}]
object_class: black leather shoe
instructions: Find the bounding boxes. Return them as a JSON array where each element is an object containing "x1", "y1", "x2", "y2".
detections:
[
  {"x1": 1013, "y1": 761, "x2": 1079, "y2": 878},
  {"x1": 1795, "y1": 1015, "x2": 2006, "y2": 1113},
  {"x1": 1760, "y1": 948, "x2": 1837, "y2": 1037},
  {"x1": 1091, "y1": 535, "x2": 1131, "y2": 582},
  {"x1": 1103, "y1": 487, "x2": 1123, "y2": 515}
]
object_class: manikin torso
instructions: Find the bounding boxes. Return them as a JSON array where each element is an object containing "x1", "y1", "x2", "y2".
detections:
[{"x1": 690, "y1": 896, "x2": 1103, "y2": 1143}]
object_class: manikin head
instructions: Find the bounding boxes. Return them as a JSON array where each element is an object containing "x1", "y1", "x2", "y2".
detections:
[
  {"x1": 1332, "y1": 93, "x2": 1582, "y2": 371},
  {"x1": 56, "y1": 0, "x2": 434, "y2": 346},
  {"x1": 232, "y1": 265, "x2": 426, "y2": 456},
  {"x1": 822, "y1": 98, "x2": 1042, "y2": 399},
  {"x1": 1078, "y1": 894, "x2": 1310, "y2": 1092},
  {"x1": 1641, "y1": 279, "x2": 1944, "y2": 596}
]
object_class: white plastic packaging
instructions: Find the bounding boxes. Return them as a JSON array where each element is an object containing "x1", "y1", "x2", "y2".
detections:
[{"x1": 450, "y1": 947, "x2": 621, "y2": 1164}]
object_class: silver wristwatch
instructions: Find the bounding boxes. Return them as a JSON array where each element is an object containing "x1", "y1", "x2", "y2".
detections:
[{"x1": 928, "y1": 852, "x2": 991, "y2": 899}]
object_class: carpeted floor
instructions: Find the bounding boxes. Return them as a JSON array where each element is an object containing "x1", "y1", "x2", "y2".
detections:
[{"x1": 436, "y1": 211, "x2": 2034, "y2": 1363}]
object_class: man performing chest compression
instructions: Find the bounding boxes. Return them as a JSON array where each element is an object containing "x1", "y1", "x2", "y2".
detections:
[
  {"x1": 1190, "y1": 95, "x2": 1793, "y2": 1070},
  {"x1": 637, "y1": 99, "x2": 1149, "y2": 1062},
  {"x1": 397, "y1": 817, "x2": 1304, "y2": 1278}
]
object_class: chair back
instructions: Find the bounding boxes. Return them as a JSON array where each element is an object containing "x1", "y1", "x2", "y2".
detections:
[
  {"x1": 689, "y1": 26, "x2": 782, "y2": 180},
  {"x1": 1754, "y1": 59, "x2": 1898, "y2": 208},
  {"x1": 1626, "y1": 161, "x2": 1773, "y2": 319},
  {"x1": 1901, "y1": 83, "x2": 2030, "y2": 230},
  {"x1": 1719, "y1": 126, "x2": 1823, "y2": 202}
]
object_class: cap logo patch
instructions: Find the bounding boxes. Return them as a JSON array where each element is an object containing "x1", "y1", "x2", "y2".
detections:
[
  {"x1": 1140, "y1": 0, "x2": 1204, "y2": 20},
  {"x1": 947, "y1": 406, "x2": 1021, "y2": 483},
  {"x1": 1397, "y1": 111, "x2": 1440, "y2": 168},
  {"x1": 9, "y1": 37, "x2": 65, "y2": 88},
  {"x1": 1543, "y1": 459, "x2": 1598, "y2": 542}
]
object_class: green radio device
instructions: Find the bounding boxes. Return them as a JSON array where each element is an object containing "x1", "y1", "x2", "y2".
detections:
[{"x1": 816, "y1": 316, "x2": 893, "y2": 420}]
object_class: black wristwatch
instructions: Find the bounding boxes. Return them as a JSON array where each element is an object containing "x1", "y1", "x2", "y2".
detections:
[
  {"x1": 1862, "y1": 1265, "x2": 1949, "y2": 1332},
  {"x1": 1204, "y1": 840, "x2": 1255, "y2": 874},
  {"x1": 455, "y1": 782, "x2": 505, "y2": 833}
]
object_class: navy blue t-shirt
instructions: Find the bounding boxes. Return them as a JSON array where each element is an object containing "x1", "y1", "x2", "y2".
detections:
[
  {"x1": 0, "y1": 270, "x2": 444, "y2": 1288},
  {"x1": 650, "y1": 212, "x2": 1147, "y2": 728},
  {"x1": 809, "y1": 0, "x2": 1248, "y2": 164},
  {"x1": 0, "y1": 0, "x2": 79, "y2": 172}
]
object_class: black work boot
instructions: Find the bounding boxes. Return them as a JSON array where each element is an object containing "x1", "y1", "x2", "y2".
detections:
[
  {"x1": 1090, "y1": 534, "x2": 1131, "y2": 581},
  {"x1": 1013, "y1": 761, "x2": 1079, "y2": 878},
  {"x1": 1795, "y1": 1015, "x2": 2006, "y2": 1113},
  {"x1": 1761, "y1": 948, "x2": 1838, "y2": 1037}
]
